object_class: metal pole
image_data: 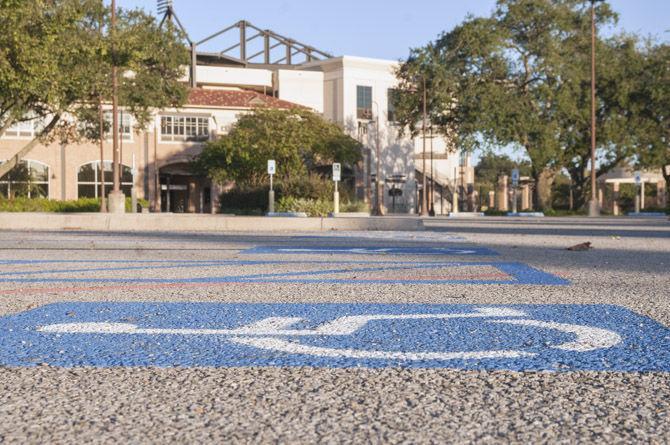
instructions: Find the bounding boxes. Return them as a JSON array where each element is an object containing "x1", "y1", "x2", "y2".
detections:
[
  {"x1": 429, "y1": 126, "x2": 434, "y2": 216},
  {"x1": 588, "y1": 0, "x2": 600, "y2": 216},
  {"x1": 420, "y1": 77, "x2": 428, "y2": 216},
  {"x1": 111, "y1": 0, "x2": 119, "y2": 194},
  {"x1": 98, "y1": 97, "x2": 106, "y2": 212},
  {"x1": 374, "y1": 105, "x2": 384, "y2": 216}
]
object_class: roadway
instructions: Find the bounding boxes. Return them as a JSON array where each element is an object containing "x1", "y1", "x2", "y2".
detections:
[{"x1": 0, "y1": 216, "x2": 668, "y2": 443}]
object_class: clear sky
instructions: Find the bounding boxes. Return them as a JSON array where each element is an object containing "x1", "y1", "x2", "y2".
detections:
[{"x1": 117, "y1": 0, "x2": 670, "y2": 61}]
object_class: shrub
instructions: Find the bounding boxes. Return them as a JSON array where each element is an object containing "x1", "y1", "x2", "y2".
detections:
[
  {"x1": 0, "y1": 197, "x2": 150, "y2": 213},
  {"x1": 219, "y1": 186, "x2": 269, "y2": 214},
  {"x1": 340, "y1": 200, "x2": 369, "y2": 213},
  {"x1": 0, "y1": 197, "x2": 100, "y2": 212},
  {"x1": 276, "y1": 196, "x2": 333, "y2": 217}
]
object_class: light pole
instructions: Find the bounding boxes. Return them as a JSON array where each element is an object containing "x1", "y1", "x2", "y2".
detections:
[
  {"x1": 371, "y1": 101, "x2": 384, "y2": 216},
  {"x1": 429, "y1": 125, "x2": 435, "y2": 216},
  {"x1": 420, "y1": 77, "x2": 428, "y2": 217},
  {"x1": 588, "y1": 0, "x2": 601, "y2": 217}
]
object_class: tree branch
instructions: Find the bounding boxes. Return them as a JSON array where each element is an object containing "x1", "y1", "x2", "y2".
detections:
[{"x1": 0, "y1": 114, "x2": 61, "y2": 179}]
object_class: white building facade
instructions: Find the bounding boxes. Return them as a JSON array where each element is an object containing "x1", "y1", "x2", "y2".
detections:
[{"x1": 1, "y1": 19, "x2": 470, "y2": 214}]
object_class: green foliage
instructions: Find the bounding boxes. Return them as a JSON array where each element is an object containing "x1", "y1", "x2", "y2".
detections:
[
  {"x1": 0, "y1": 0, "x2": 189, "y2": 178},
  {"x1": 0, "y1": 197, "x2": 100, "y2": 212},
  {"x1": 0, "y1": 196, "x2": 149, "y2": 212},
  {"x1": 275, "y1": 196, "x2": 367, "y2": 217},
  {"x1": 475, "y1": 153, "x2": 532, "y2": 187},
  {"x1": 218, "y1": 176, "x2": 353, "y2": 215},
  {"x1": 276, "y1": 197, "x2": 333, "y2": 217},
  {"x1": 395, "y1": 0, "x2": 624, "y2": 210},
  {"x1": 195, "y1": 108, "x2": 362, "y2": 187},
  {"x1": 219, "y1": 186, "x2": 268, "y2": 215}
]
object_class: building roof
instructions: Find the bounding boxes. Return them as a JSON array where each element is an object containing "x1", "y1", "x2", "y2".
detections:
[{"x1": 187, "y1": 88, "x2": 301, "y2": 109}]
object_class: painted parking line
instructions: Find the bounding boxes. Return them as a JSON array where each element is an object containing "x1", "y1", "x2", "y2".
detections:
[
  {"x1": 242, "y1": 246, "x2": 497, "y2": 256},
  {"x1": 0, "y1": 260, "x2": 568, "y2": 285},
  {"x1": 2, "y1": 303, "x2": 668, "y2": 370}
]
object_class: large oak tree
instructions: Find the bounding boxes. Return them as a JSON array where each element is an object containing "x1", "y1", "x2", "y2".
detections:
[{"x1": 0, "y1": 0, "x2": 189, "y2": 179}]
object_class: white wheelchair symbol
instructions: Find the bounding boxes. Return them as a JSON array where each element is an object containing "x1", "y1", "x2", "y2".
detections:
[
  {"x1": 275, "y1": 247, "x2": 477, "y2": 255},
  {"x1": 38, "y1": 307, "x2": 621, "y2": 361}
]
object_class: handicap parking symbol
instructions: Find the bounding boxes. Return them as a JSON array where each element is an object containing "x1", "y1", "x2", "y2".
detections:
[
  {"x1": 242, "y1": 246, "x2": 498, "y2": 256},
  {"x1": 1, "y1": 303, "x2": 669, "y2": 371}
]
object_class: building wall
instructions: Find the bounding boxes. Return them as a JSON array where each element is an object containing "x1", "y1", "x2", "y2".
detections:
[
  {"x1": 1, "y1": 56, "x2": 467, "y2": 215},
  {"x1": 309, "y1": 56, "x2": 420, "y2": 213},
  {"x1": 277, "y1": 70, "x2": 324, "y2": 113}
]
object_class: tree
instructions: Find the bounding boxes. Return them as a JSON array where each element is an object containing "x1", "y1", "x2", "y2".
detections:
[
  {"x1": 475, "y1": 152, "x2": 532, "y2": 187},
  {"x1": 0, "y1": 0, "x2": 189, "y2": 179},
  {"x1": 395, "y1": 0, "x2": 621, "y2": 210},
  {"x1": 636, "y1": 43, "x2": 670, "y2": 203},
  {"x1": 194, "y1": 107, "x2": 362, "y2": 187}
]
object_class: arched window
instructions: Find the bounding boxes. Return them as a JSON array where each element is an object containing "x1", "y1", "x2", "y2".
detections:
[
  {"x1": 0, "y1": 160, "x2": 50, "y2": 198},
  {"x1": 77, "y1": 161, "x2": 133, "y2": 199}
]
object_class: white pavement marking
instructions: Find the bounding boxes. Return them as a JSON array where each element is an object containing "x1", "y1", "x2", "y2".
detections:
[
  {"x1": 37, "y1": 308, "x2": 526, "y2": 337},
  {"x1": 490, "y1": 319, "x2": 622, "y2": 351},
  {"x1": 228, "y1": 337, "x2": 536, "y2": 361},
  {"x1": 274, "y1": 248, "x2": 478, "y2": 255},
  {"x1": 35, "y1": 307, "x2": 623, "y2": 361}
]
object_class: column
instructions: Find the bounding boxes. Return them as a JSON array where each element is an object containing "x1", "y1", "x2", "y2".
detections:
[
  {"x1": 598, "y1": 188, "x2": 604, "y2": 208},
  {"x1": 488, "y1": 190, "x2": 495, "y2": 209},
  {"x1": 612, "y1": 182, "x2": 619, "y2": 216},
  {"x1": 521, "y1": 184, "x2": 530, "y2": 210},
  {"x1": 187, "y1": 180, "x2": 197, "y2": 213},
  {"x1": 640, "y1": 181, "x2": 645, "y2": 210},
  {"x1": 497, "y1": 175, "x2": 508, "y2": 211},
  {"x1": 657, "y1": 180, "x2": 667, "y2": 208}
]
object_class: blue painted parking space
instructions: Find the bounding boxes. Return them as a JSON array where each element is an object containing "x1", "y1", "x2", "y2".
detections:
[
  {"x1": 1, "y1": 303, "x2": 668, "y2": 371},
  {"x1": 0, "y1": 259, "x2": 567, "y2": 285},
  {"x1": 242, "y1": 246, "x2": 498, "y2": 255}
]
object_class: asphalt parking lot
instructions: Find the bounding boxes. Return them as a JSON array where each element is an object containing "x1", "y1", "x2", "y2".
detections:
[{"x1": 0, "y1": 216, "x2": 669, "y2": 443}]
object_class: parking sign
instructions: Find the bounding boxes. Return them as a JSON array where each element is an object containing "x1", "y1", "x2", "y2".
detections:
[
  {"x1": 267, "y1": 160, "x2": 276, "y2": 175},
  {"x1": 333, "y1": 163, "x2": 341, "y2": 182},
  {"x1": 634, "y1": 171, "x2": 641, "y2": 185},
  {"x1": 511, "y1": 169, "x2": 519, "y2": 187}
]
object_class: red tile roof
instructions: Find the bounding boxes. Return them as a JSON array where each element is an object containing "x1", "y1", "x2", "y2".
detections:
[{"x1": 187, "y1": 88, "x2": 302, "y2": 109}]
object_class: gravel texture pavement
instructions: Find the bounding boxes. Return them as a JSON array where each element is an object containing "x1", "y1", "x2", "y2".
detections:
[{"x1": 0, "y1": 216, "x2": 668, "y2": 443}]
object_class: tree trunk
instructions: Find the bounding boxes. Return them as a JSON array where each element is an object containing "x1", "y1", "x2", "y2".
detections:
[
  {"x1": 0, "y1": 114, "x2": 61, "y2": 178},
  {"x1": 533, "y1": 168, "x2": 556, "y2": 211}
]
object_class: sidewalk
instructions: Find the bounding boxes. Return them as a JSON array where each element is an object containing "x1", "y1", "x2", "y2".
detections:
[{"x1": 0, "y1": 212, "x2": 424, "y2": 232}]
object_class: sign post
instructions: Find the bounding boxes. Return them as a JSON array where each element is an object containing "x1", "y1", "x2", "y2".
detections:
[
  {"x1": 267, "y1": 160, "x2": 276, "y2": 214},
  {"x1": 634, "y1": 170, "x2": 642, "y2": 213},
  {"x1": 511, "y1": 168, "x2": 519, "y2": 214},
  {"x1": 332, "y1": 163, "x2": 341, "y2": 214}
]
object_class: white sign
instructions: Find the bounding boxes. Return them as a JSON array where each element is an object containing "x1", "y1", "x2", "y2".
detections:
[
  {"x1": 634, "y1": 171, "x2": 642, "y2": 185},
  {"x1": 511, "y1": 168, "x2": 520, "y2": 187},
  {"x1": 267, "y1": 160, "x2": 276, "y2": 175},
  {"x1": 332, "y1": 163, "x2": 341, "y2": 182}
]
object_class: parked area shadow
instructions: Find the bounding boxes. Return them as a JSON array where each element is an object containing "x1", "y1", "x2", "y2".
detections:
[{"x1": 425, "y1": 219, "x2": 670, "y2": 239}]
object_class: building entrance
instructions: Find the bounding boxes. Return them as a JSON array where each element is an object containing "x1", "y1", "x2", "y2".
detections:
[{"x1": 159, "y1": 163, "x2": 211, "y2": 213}]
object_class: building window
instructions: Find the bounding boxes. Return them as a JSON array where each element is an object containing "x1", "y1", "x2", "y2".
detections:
[
  {"x1": 0, "y1": 160, "x2": 49, "y2": 198},
  {"x1": 160, "y1": 115, "x2": 209, "y2": 142},
  {"x1": 3, "y1": 118, "x2": 43, "y2": 139},
  {"x1": 387, "y1": 88, "x2": 399, "y2": 123},
  {"x1": 77, "y1": 161, "x2": 133, "y2": 199},
  {"x1": 356, "y1": 86, "x2": 373, "y2": 120},
  {"x1": 104, "y1": 111, "x2": 133, "y2": 141}
]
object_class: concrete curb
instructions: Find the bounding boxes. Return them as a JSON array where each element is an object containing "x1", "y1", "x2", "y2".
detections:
[{"x1": 0, "y1": 213, "x2": 424, "y2": 232}]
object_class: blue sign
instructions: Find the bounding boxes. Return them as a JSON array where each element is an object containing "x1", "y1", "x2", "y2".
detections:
[
  {"x1": 243, "y1": 246, "x2": 498, "y2": 256},
  {"x1": 0, "y1": 259, "x2": 566, "y2": 285},
  {"x1": 1, "y1": 303, "x2": 668, "y2": 371}
]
